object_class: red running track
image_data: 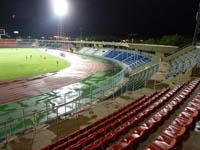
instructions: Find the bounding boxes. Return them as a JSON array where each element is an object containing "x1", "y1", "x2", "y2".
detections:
[{"x1": 0, "y1": 51, "x2": 116, "y2": 105}]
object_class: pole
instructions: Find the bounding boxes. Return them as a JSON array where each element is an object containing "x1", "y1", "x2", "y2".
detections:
[
  {"x1": 64, "y1": 94, "x2": 67, "y2": 115},
  {"x1": 9, "y1": 124, "x2": 12, "y2": 136},
  {"x1": 90, "y1": 86, "x2": 92, "y2": 103},
  {"x1": 80, "y1": 27, "x2": 83, "y2": 40},
  {"x1": 154, "y1": 80, "x2": 157, "y2": 92},
  {"x1": 56, "y1": 107, "x2": 59, "y2": 124},
  {"x1": 46, "y1": 102, "x2": 48, "y2": 122},
  {"x1": 4, "y1": 122, "x2": 8, "y2": 150},
  {"x1": 126, "y1": 83, "x2": 128, "y2": 92},
  {"x1": 22, "y1": 108, "x2": 26, "y2": 129}
]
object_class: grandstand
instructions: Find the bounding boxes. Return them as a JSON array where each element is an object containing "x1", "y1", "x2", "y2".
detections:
[
  {"x1": 0, "y1": 0, "x2": 200, "y2": 149},
  {"x1": 0, "y1": 13, "x2": 200, "y2": 149},
  {"x1": 0, "y1": 37, "x2": 199, "y2": 150}
]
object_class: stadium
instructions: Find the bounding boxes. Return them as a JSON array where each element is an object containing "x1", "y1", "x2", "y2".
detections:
[{"x1": 1, "y1": 1, "x2": 200, "y2": 150}]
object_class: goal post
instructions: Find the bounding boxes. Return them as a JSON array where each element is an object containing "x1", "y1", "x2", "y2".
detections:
[{"x1": 0, "y1": 29, "x2": 5, "y2": 39}]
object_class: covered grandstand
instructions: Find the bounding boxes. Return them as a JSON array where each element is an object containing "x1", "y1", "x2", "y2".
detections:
[{"x1": 0, "y1": 37, "x2": 199, "y2": 150}]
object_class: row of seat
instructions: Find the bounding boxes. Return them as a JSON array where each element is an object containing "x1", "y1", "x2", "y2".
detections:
[
  {"x1": 123, "y1": 54, "x2": 143, "y2": 65},
  {"x1": 52, "y1": 91, "x2": 169, "y2": 150},
  {"x1": 67, "y1": 89, "x2": 173, "y2": 150},
  {"x1": 108, "y1": 79, "x2": 200, "y2": 150},
  {"x1": 104, "y1": 50, "x2": 122, "y2": 58},
  {"x1": 81, "y1": 85, "x2": 182, "y2": 150},
  {"x1": 0, "y1": 39, "x2": 16, "y2": 42},
  {"x1": 130, "y1": 57, "x2": 151, "y2": 70},
  {"x1": 129, "y1": 64, "x2": 159, "y2": 91},
  {"x1": 78, "y1": 47, "x2": 112, "y2": 56},
  {"x1": 104, "y1": 50, "x2": 151, "y2": 70},
  {"x1": 42, "y1": 89, "x2": 172, "y2": 150},
  {"x1": 84, "y1": 87, "x2": 181, "y2": 150},
  {"x1": 94, "y1": 48, "x2": 110, "y2": 56},
  {"x1": 145, "y1": 81, "x2": 200, "y2": 150},
  {"x1": 0, "y1": 39, "x2": 18, "y2": 47},
  {"x1": 115, "y1": 52, "x2": 132, "y2": 61},
  {"x1": 41, "y1": 94, "x2": 155, "y2": 150},
  {"x1": 38, "y1": 42, "x2": 74, "y2": 50},
  {"x1": 166, "y1": 48, "x2": 200, "y2": 79}
]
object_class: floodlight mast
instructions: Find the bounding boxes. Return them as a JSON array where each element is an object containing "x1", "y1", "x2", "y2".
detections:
[
  {"x1": 53, "y1": 0, "x2": 69, "y2": 38},
  {"x1": 193, "y1": 3, "x2": 200, "y2": 45},
  {"x1": 53, "y1": 0, "x2": 68, "y2": 16}
]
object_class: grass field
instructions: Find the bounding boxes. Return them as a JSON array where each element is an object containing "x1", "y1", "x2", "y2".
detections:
[{"x1": 0, "y1": 48, "x2": 70, "y2": 80}]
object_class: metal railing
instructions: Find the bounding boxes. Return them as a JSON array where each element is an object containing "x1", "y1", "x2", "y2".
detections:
[
  {"x1": 0, "y1": 42, "x2": 161, "y2": 143},
  {"x1": 0, "y1": 56, "x2": 128, "y2": 141}
]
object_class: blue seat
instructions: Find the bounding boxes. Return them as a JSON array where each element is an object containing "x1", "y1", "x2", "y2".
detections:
[
  {"x1": 115, "y1": 52, "x2": 131, "y2": 61},
  {"x1": 104, "y1": 50, "x2": 121, "y2": 58}
]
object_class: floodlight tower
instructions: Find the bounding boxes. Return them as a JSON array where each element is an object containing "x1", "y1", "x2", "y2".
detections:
[
  {"x1": 53, "y1": 0, "x2": 69, "y2": 38},
  {"x1": 193, "y1": 3, "x2": 200, "y2": 45}
]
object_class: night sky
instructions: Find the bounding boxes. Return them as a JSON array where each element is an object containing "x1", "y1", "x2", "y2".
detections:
[{"x1": 0, "y1": 0, "x2": 199, "y2": 38}]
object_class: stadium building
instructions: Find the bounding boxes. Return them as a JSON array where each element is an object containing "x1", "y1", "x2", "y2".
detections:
[{"x1": 0, "y1": 2, "x2": 200, "y2": 150}]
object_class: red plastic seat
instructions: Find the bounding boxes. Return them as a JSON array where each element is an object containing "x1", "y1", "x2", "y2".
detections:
[
  {"x1": 139, "y1": 123, "x2": 152, "y2": 135},
  {"x1": 114, "y1": 125, "x2": 127, "y2": 138},
  {"x1": 129, "y1": 110, "x2": 137, "y2": 116},
  {"x1": 153, "y1": 102, "x2": 160, "y2": 108},
  {"x1": 67, "y1": 143, "x2": 82, "y2": 150},
  {"x1": 165, "y1": 104, "x2": 173, "y2": 113},
  {"x1": 111, "y1": 121, "x2": 120, "y2": 129},
  {"x1": 169, "y1": 101, "x2": 178, "y2": 109},
  {"x1": 129, "y1": 128, "x2": 144, "y2": 142},
  {"x1": 107, "y1": 144, "x2": 124, "y2": 150},
  {"x1": 172, "y1": 117, "x2": 193, "y2": 128},
  {"x1": 179, "y1": 94, "x2": 186, "y2": 100},
  {"x1": 189, "y1": 102, "x2": 200, "y2": 110},
  {"x1": 125, "y1": 120, "x2": 134, "y2": 130},
  {"x1": 152, "y1": 115, "x2": 162, "y2": 125},
  {"x1": 53, "y1": 142, "x2": 68, "y2": 150},
  {"x1": 145, "y1": 118, "x2": 157, "y2": 131},
  {"x1": 184, "y1": 107, "x2": 199, "y2": 118},
  {"x1": 137, "y1": 112, "x2": 146, "y2": 122},
  {"x1": 163, "y1": 125, "x2": 186, "y2": 141},
  {"x1": 178, "y1": 112, "x2": 193, "y2": 120},
  {"x1": 160, "y1": 108, "x2": 168, "y2": 119},
  {"x1": 97, "y1": 128, "x2": 105, "y2": 137},
  {"x1": 81, "y1": 136, "x2": 94, "y2": 147},
  {"x1": 155, "y1": 112, "x2": 164, "y2": 122},
  {"x1": 118, "y1": 135, "x2": 135, "y2": 150},
  {"x1": 174, "y1": 97, "x2": 182, "y2": 103},
  {"x1": 108, "y1": 130, "x2": 118, "y2": 140},
  {"x1": 104, "y1": 125, "x2": 112, "y2": 134},
  {"x1": 153, "y1": 134, "x2": 176, "y2": 150},
  {"x1": 82, "y1": 144, "x2": 96, "y2": 150},
  {"x1": 76, "y1": 132, "x2": 87, "y2": 141},
  {"x1": 100, "y1": 133, "x2": 114, "y2": 149},
  {"x1": 59, "y1": 137, "x2": 68, "y2": 145},
  {"x1": 92, "y1": 139, "x2": 102, "y2": 150},
  {"x1": 145, "y1": 144, "x2": 165, "y2": 150}
]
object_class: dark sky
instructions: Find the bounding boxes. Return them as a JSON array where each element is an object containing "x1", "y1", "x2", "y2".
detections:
[{"x1": 0, "y1": 0, "x2": 199, "y2": 38}]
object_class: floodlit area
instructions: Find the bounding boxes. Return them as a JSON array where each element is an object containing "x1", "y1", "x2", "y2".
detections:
[
  {"x1": 0, "y1": 1, "x2": 200, "y2": 150},
  {"x1": 52, "y1": 0, "x2": 69, "y2": 16},
  {"x1": 0, "y1": 48, "x2": 70, "y2": 80}
]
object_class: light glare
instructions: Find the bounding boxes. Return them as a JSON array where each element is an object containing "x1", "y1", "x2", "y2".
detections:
[{"x1": 53, "y1": 0, "x2": 69, "y2": 16}]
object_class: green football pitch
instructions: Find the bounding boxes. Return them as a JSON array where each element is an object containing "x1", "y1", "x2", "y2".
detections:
[{"x1": 0, "y1": 48, "x2": 70, "y2": 80}]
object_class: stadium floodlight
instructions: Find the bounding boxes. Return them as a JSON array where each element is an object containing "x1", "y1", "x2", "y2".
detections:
[
  {"x1": 53, "y1": 0, "x2": 69, "y2": 16},
  {"x1": 13, "y1": 31, "x2": 19, "y2": 34}
]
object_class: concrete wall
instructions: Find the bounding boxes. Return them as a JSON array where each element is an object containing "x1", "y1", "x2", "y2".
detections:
[
  {"x1": 37, "y1": 40, "x2": 178, "y2": 58},
  {"x1": 164, "y1": 45, "x2": 196, "y2": 61}
]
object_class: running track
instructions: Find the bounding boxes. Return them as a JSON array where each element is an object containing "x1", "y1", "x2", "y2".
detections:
[{"x1": 0, "y1": 50, "x2": 116, "y2": 105}]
